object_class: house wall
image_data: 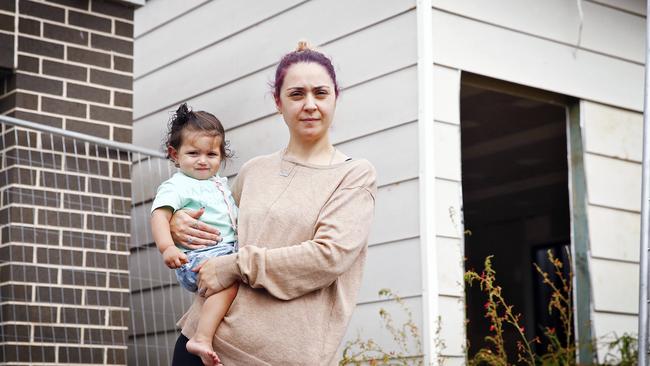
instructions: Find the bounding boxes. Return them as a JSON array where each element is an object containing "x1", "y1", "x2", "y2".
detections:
[
  {"x1": 431, "y1": 0, "x2": 645, "y2": 361},
  {"x1": 132, "y1": 0, "x2": 428, "y2": 364},
  {"x1": 582, "y1": 101, "x2": 642, "y2": 357},
  {"x1": 0, "y1": 0, "x2": 136, "y2": 364}
]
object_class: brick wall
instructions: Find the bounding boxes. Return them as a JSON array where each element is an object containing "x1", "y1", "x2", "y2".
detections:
[{"x1": 0, "y1": 1, "x2": 135, "y2": 364}]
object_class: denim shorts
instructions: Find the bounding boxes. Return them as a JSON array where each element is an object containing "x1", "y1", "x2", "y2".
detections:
[{"x1": 175, "y1": 241, "x2": 237, "y2": 292}]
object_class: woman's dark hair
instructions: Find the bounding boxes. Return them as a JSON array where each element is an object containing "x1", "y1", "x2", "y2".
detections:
[
  {"x1": 165, "y1": 103, "x2": 232, "y2": 164},
  {"x1": 272, "y1": 41, "x2": 340, "y2": 100}
]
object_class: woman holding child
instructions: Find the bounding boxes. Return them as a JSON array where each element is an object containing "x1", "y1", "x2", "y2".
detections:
[{"x1": 169, "y1": 43, "x2": 377, "y2": 365}]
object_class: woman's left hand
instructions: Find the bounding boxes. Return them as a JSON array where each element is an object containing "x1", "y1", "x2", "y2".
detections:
[{"x1": 193, "y1": 257, "x2": 231, "y2": 297}]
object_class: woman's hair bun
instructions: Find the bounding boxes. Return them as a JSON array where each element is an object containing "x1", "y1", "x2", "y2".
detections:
[
  {"x1": 174, "y1": 103, "x2": 192, "y2": 124},
  {"x1": 296, "y1": 40, "x2": 310, "y2": 52}
]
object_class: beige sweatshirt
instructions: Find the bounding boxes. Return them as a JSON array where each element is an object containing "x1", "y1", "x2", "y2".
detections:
[{"x1": 177, "y1": 151, "x2": 377, "y2": 365}]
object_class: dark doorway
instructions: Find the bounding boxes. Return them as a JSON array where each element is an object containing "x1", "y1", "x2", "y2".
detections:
[{"x1": 460, "y1": 76, "x2": 573, "y2": 360}]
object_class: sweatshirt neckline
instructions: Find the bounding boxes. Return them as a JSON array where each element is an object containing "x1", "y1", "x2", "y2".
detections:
[{"x1": 277, "y1": 150, "x2": 354, "y2": 170}]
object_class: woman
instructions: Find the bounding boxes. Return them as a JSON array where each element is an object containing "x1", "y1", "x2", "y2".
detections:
[{"x1": 170, "y1": 42, "x2": 377, "y2": 365}]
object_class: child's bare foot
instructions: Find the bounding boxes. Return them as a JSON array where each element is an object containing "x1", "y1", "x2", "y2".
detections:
[{"x1": 186, "y1": 337, "x2": 221, "y2": 366}]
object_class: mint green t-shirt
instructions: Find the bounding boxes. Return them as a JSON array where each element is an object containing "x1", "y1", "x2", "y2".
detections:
[{"x1": 151, "y1": 172, "x2": 238, "y2": 250}]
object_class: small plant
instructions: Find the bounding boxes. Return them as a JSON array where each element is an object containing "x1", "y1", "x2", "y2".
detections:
[
  {"x1": 465, "y1": 255, "x2": 537, "y2": 366},
  {"x1": 533, "y1": 251, "x2": 574, "y2": 366},
  {"x1": 340, "y1": 289, "x2": 423, "y2": 365},
  {"x1": 602, "y1": 333, "x2": 638, "y2": 366}
]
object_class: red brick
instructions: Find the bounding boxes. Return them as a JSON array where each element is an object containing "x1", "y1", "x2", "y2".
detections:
[
  {"x1": 0, "y1": 206, "x2": 34, "y2": 225},
  {"x1": 0, "y1": 324, "x2": 31, "y2": 342},
  {"x1": 44, "y1": 23, "x2": 89, "y2": 46},
  {"x1": 90, "y1": 68, "x2": 131, "y2": 89},
  {"x1": 43, "y1": 59, "x2": 87, "y2": 81},
  {"x1": 115, "y1": 21, "x2": 133, "y2": 37},
  {"x1": 36, "y1": 247, "x2": 84, "y2": 266},
  {"x1": 15, "y1": 73, "x2": 63, "y2": 95},
  {"x1": 37, "y1": 209, "x2": 84, "y2": 229},
  {"x1": 35, "y1": 286, "x2": 83, "y2": 304},
  {"x1": 69, "y1": 10, "x2": 110, "y2": 32},
  {"x1": 67, "y1": 83, "x2": 110, "y2": 103},
  {"x1": 12, "y1": 110, "x2": 62, "y2": 128},
  {"x1": 0, "y1": 128, "x2": 38, "y2": 149},
  {"x1": 86, "y1": 289, "x2": 128, "y2": 307},
  {"x1": 85, "y1": 328, "x2": 126, "y2": 345},
  {"x1": 65, "y1": 156, "x2": 109, "y2": 175},
  {"x1": 15, "y1": 92, "x2": 38, "y2": 109},
  {"x1": 90, "y1": 104, "x2": 131, "y2": 124},
  {"x1": 4, "y1": 148, "x2": 62, "y2": 170},
  {"x1": 58, "y1": 346, "x2": 104, "y2": 364},
  {"x1": 108, "y1": 272, "x2": 129, "y2": 288},
  {"x1": 88, "y1": 177, "x2": 130, "y2": 196},
  {"x1": 48, "y1": 0, "x2": 89, "y2": 10},
  {"x1": 0, "y1": 166, "x2": 38, "y2": 186},
  {"x1": 18, "y1": 36, "x2": 64, "y2": 58},
  {"x1": 33, "y1": 325, "x2": 81, "y2": 343},
  {"x1": 19, "y1": 0, "x2": 64, "y2": 23},
  {"x1": 108, "y1": 309, "x2": 129, "y2": 326},
  {"x1": 66, "y1": 119, "x2": 110, "y2": 138},
  {"x1": 114, "y1": 91, "x2": 132, "y2": 108},
  {"x1": 2, "y1": 186, "x2": 60, "y2": 207},
  {"x1": 113, "y1": 126, "x2": 132, "y2": 143},
  {"x1": 40, "y1": 171, "x2": 85, "y2": 191},
  {"x1": 18, "y1": 17, "x2": 40, "y2": 36},
  {"x1": 63, "y1": 192, "x2": 109, "y2": 212},
  {"x1": 0, "y1": 14, "x2": 15, "y2": 32},
  {"x1": 86, "y1": 251, "x2": 128, "y2": 270},
  {"x1": 0, "y1": 0, "x2": 15, "y2": 11},
  {"x1": 42, "y1": 96, "x2": 86, "y2": 118},
  {"x1": 1, "y1": 344, "x2": 57, "y2": 362},
  {"x1": 0, "y1": 33, "x2": 12, "y2": 69},
  {"x1": 107, "y1": 348, "x2": 127, "y2": 364},
  {"x1": 0, "y1": 284, "x2": 33, "y2": 302},
  {"x1": 61, "y1": 268, "x2": 107, "y2": 286},
  {"x1": 110, "y1": 235, "x2": 129, "y2": 251},
  {"x1": 1, "y1": 225, "x2": 60, "y2": 245},
  {"x1": 2, "y1": 304, "x2": 58, "y2": 322},
  {"x1": 113, "y1": 55, "x2": 132, "y2": 72},
  {"x1": 91, "y1": 33, "x2": 132, "y2": 55},
  {"x1": 0, "y1": 264, "x2": 58, "y2": 284},
  {"x1": 68, "y1": 46, "x2": 111, "y2": 68},
  {"x1": 111, "y1": 162, "x2": 131, "y2": 179},
  {"x1": 61, "y1": 307, "x2": 104, "y2": 325},
  {"x1": 0, "y1": 244, "x2": 34, "y2": 263},
  {"x1": 86, "y1": 215, "x2": 130, "y2": 233},
  {"x1": 17, "y1": 55, "x2": 39, "y2": 73},
  {"x1": 62, "y1": 230, "x2": 108, "y2": 250}
]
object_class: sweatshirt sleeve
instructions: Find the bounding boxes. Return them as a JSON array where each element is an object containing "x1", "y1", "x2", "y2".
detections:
[{"x1": 208, "y1": 163, "x2": 377, "y2": 300}]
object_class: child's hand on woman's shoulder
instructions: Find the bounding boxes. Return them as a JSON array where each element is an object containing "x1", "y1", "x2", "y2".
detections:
[{"x1": 163, "y1": 247, "x2": 188, "y2": 269}]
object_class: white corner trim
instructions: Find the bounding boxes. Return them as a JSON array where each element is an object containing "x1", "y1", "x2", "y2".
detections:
[{"x1": 417, "y1": 0, "x2": 439, "y2": 365}]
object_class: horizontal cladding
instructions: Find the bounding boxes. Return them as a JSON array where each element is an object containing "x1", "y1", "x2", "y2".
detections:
[
  {"x1": 431, "y1": 8, "x2": 643, "y2": 111},
  {"x1": 133, "y1": 0, "x2": 416, "y2": 120},
  {"x1": 432, "y1": 0, "x2": 644, "y2": 63}
]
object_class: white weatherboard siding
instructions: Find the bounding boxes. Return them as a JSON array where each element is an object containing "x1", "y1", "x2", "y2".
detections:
[
  {"x1": 432, "y1": 64, "x2": 465, "y2": 362},
  {"x1": 431, "y1": 0, "x2": 645, "y2": 362},
  {"x1": 134, "y1": 1, "x2": 424, "y2": 364},
  {"x1": 133, "y1": 0, "x2": 210, "y2": 37},
  {"x1": 431, "y1": 7, "x2": 644, "y2": 112},
  {"x1": 581, "y1": 100, "x2": 643, "y2": 358}
]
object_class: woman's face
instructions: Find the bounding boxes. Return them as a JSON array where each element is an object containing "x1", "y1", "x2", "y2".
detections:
[{"x1": 276, "y1": 62, "x2": 337, "y2": 144}]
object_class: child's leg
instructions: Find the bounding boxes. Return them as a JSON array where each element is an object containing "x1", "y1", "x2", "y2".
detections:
[{"x1": 186, "y1": 284, "x2": 238, "y2": 366}]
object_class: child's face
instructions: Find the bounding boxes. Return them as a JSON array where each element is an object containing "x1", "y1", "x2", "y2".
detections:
[{"x1": 169, "y1": 132, "x2": 222, "y2": 180}]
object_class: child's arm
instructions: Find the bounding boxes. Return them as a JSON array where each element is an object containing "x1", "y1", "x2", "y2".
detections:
[{"x1": 151, "y1": 208, "x2": 188, "y2": 269}]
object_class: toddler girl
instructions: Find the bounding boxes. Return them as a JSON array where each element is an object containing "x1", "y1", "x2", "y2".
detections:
[{"x1": 150, "y1": 103, "x2": 237, "y2": 366}]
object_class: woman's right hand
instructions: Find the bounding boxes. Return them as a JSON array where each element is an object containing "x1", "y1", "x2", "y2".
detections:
[{"x1": 170, "y1": 208, "x2": 221, "y2": 250}]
